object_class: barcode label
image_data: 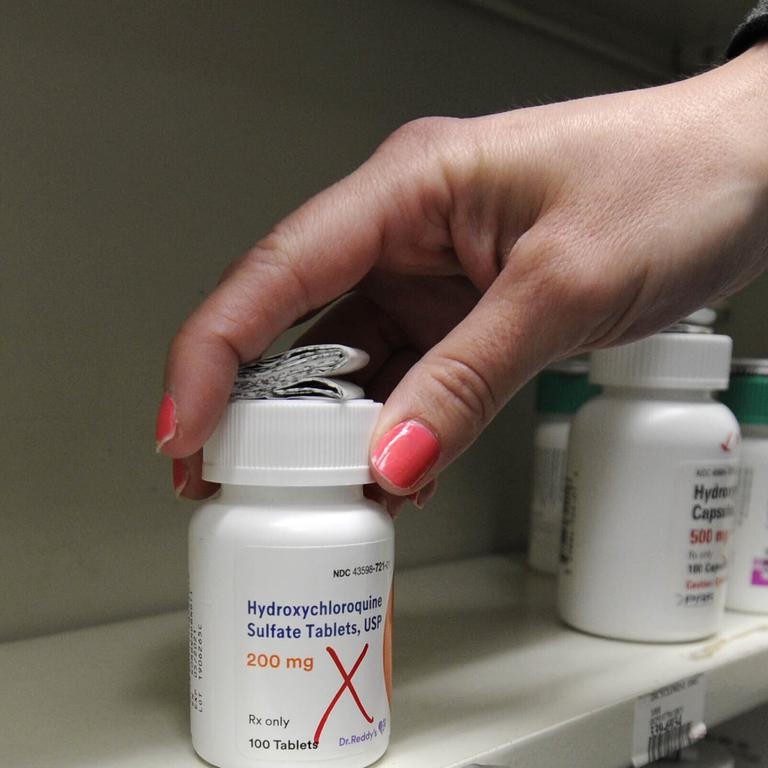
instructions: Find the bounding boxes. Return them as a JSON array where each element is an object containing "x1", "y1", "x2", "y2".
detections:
[
  {"x1": 632, "y1": 675, "x2": 706, "y2": 767},
  {"x1": 647, "y1": 720, "x2": 692, "y2": 763}
]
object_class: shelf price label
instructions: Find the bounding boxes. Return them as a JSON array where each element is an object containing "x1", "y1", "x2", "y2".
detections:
[{"x1": 631, "y1": 674, "x2": 707, "y2": 767}]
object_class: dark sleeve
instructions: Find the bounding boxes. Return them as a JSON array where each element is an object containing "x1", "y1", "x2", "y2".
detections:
[{"x1": 727, "y1": 0, "x2": 768, "y2": 59}]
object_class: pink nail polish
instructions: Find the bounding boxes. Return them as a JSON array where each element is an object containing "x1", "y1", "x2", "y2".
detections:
[
  {"x1": 173, "y1": 458, "x2": 189, "y2": 498},
  {"x1": 372, "y1": 420, "x2": 440, "y2": 490},
  {"x1": 155, "y1": 393, "x2": 177, "y2": 452}
]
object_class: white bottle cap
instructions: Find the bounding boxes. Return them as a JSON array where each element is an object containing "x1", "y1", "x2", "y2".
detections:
[
  {"x1": 590, "y1": 333, "x2": 732, "y2": 390},
  {"x1": 203, "y1": 399, "x2": 382, "y2": 486}
]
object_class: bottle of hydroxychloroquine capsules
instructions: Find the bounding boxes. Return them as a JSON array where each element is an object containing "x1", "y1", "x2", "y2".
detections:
[
  {"x1": 527, "y1": 359, "x2": 600, "y2": 575},
  {"x1": 558, "y1": 330, "x2": 740, "y2": 642},
  {"x1": 189, "y1": 399, "x2": 395, "y2": 768},
  {"x1": 722, "y1": 359, "x2": 768, "y2": 614}
]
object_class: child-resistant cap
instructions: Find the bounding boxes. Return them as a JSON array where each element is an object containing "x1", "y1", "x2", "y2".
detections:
[
  {"x1": 720, "y1": 358, "x2": 768, "y2": 424},
  {"x1": 203, "y1": 399, "x2": 382, "y2": 486},
  {"x1": 590, "y1": 333, "x2": 732, "y2": 390}
]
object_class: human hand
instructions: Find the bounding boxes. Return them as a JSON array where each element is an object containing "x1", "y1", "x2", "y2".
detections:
[{"x1": 157, "y1": 43, "x2": 768, "y2": 510}]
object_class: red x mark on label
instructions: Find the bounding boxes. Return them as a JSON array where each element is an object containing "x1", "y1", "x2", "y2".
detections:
[{"x1": 313, "y1": 643, "x2": 374, "y2": 745}]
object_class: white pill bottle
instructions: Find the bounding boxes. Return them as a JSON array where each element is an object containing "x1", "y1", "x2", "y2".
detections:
[
  {"x1": 189, "y1": 400, "x2": 394, "y2": 768},
  {"x1": 558, "y1": 332, "x2": 740, "y2": 642},
  {"x1": 527, "y1": 360, "x2": 600, "y2": 574},
  {"x1": 723, "y1": 359, "x2": 768, "y2": 614}
]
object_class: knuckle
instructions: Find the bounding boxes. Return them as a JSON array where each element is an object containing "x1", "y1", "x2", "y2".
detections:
[
  {"x1": 378, "y1": 116, "x2": 456, "y2": 160},
  {"x1": 425, "y1": 353, "x2": 497, "y2": 427}
]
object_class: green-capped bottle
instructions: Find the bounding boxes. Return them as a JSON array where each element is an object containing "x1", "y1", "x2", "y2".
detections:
[
  {"x1": 722, "y1": 359, "x2": 768, "y2": 614},
  {"x1": 527, "y1": 359, "x2": 601, "y2": 575}
]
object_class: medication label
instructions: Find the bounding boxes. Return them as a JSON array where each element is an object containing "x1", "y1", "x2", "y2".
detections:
[
  {"x1": 736, "y1": 463, "x2": 768, "y2": 587},
  {"x1": 234, "y1": 541, "x2": 393, "y2": 761},
  {"x1": 752, "y1": 558, "x2": 768, "y2": 586},
  {"x1": 532, "y1": 445, "x2": 567, "y2": 517},
  {"x1": 675, "y1": 462, "x2": 738, "y2": 610},
  {"x1": 631, "y1": 674, "x2": 706, "y2": 766}
]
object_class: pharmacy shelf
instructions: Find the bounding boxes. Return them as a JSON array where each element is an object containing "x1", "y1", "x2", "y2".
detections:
[{"x1": 3, "y1": 555, "x2": 768, "y2": 768}]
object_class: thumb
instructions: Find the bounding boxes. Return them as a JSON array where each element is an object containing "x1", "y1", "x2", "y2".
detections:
[{"x1": 369, "y1": 263, "x2": 580, "y2": 494}]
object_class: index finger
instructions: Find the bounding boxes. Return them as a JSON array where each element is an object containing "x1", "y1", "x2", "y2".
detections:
[{"x1": 157, "y1": 172, "x2": 386, "y2": 458}]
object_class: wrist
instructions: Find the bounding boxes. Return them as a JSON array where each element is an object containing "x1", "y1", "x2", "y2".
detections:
[
  {"x1": 717, "y1": 40, "x2": 768, "y2": 281},
  {"x1": 726, "y1": 39, "x2": 768, "y2": 85},
  {"x1": 704, "y1": 41, "x2": 768, "y2": 187},
  {"x1": 716, "y1": 39, "x2": 768, "y2": 123}
]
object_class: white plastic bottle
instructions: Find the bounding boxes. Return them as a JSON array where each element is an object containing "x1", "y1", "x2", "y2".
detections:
[
  {"x1": 189, "y1": 400, "x2": 395, "y2": 768},
  {"x1": 723, "y1": 359, "x2": 768, "y2": 614},
  {"x1": 558, "y1": 332, "x2": 740, "y2": 642},
  {"x1": 527, "y1": 360, "x2": 600, "y2": 575}
]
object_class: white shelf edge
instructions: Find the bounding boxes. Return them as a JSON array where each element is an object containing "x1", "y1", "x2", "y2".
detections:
[{"x1": 2, "y1": 554, "x2": 768, "y2": 768}]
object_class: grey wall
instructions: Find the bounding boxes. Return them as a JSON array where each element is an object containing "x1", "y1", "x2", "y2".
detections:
[{"x1": 2, "y1": 0, "x2": 761, "y2": 642}]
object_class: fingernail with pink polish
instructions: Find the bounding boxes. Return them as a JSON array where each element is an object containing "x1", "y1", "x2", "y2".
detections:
[
  {"x1": 173, "y1": 458, "x2": 189, "y2": 498},
  {"x1": 155, "y1": 393, "x2": 177, "y2": 452},
  {"x1": 372, "y1": 420, "x2": 440, "y2": 490}
]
